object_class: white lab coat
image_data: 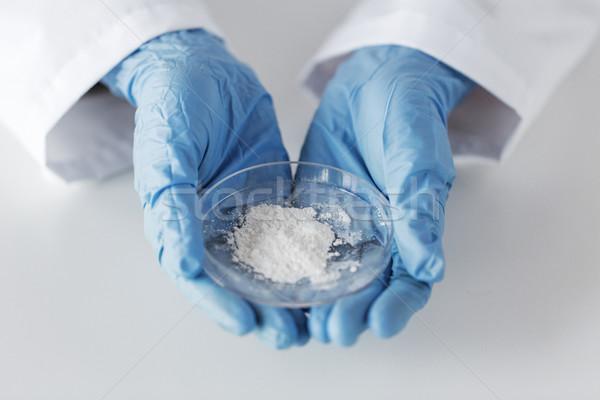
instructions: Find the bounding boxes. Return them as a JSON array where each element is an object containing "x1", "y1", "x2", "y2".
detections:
[{"x1": 1, "y1": 0, "x2": 599, "y2": 181}]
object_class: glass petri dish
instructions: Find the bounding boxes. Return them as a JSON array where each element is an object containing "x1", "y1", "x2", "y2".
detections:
[{"x1": 198, "y1": 161, "x2": 393, "y2": 308}]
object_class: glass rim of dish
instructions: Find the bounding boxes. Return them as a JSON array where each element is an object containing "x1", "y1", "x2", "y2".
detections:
[{"x1": 198, "y1": 161, "x2": 389, "y2": 204}]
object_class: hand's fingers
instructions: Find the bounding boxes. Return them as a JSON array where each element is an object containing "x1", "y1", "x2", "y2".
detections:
[
  {"x1": 308, "y1": 304, "x2": 334, "y2": 343},
  {"x1": 370, "y1": 51, "x2": 473, "y2": 283},
  {"x1": 289, "y1": 309, "x2": 310, "y2": 347},
  {"x1": 368, "y1": 269, "x2": 432, "y2": 339},
  {"x1": 251, "y1": 304, "x2": 302, "y2": 350},
  {"x1": 325, "y1": 280, "x2": 384, "y2": 346},
  {"x1": 171, "y1": 273, "x2": 256, "y2": 335},
  {"x1": 353, "y1": 70, "x2": 454, "y2": 284},
  {"x1": 144, "y1": 185, "x2": 205, "y2": 279},
  {"x1": 130, "y1": 75, "x2": 212, "y2": 278},
  {"x1": 389, "y1": 199, "x2": 447, "y2": 282}
]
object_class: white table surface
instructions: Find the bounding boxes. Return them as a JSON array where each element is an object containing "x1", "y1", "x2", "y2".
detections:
[{"x1": 1, "y1": 1, "x2": 599, "y2": 398}]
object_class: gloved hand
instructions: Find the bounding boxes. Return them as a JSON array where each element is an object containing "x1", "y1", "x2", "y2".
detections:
[
  {"x1": 299, "y1": 45, "x2": 475, "y2": 346},
  {"x1": 101, "y1": 29, "x2": 308, "y2": 349}
]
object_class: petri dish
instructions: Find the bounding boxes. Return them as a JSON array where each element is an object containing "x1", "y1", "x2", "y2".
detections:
[{"x1": 198, "y1": 161, "x2": 393, "y2": 308}]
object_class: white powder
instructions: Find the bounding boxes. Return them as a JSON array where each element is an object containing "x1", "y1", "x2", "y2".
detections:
[
  {"x1": 228, "y1": 204, "x2": 359, "y2": 284},
  {"x1": 317, "y1": 204, "x2": 362, "y2": 246}
]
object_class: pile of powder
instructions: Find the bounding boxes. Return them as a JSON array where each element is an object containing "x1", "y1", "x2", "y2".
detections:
[
  {"x1": 228, "y1": 204, "x2": 354, "y2": 284},
  {"x1": 318, "y1": 204, "x2": 362, "y2": 246}
]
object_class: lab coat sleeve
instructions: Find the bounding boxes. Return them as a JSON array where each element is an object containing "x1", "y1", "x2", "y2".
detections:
[
  {"x1": 0, "y1": 1, "x2": 222, "y2": 182},
  {"x1": 303, "y1": 0, "x2": 600, "y2": 163}
]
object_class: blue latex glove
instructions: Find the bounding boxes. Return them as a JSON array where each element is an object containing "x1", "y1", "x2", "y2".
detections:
[
  {"x1": 101, "y1": 29, "x2": 308, "y2": 349},
  {"x1": 299, "y1": 45, "x2": 475, "y2": 346}
]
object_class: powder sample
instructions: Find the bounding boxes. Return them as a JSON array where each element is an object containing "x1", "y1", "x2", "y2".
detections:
[
  {"x1": 318, "y1": 204, "x2": 362, "y2": 246},
  {"x1": 229, "y1": 204, "x2": 357, "y2": 284}
]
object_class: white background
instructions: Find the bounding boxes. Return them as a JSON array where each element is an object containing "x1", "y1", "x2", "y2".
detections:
[{"x1": 1, "y1": 0, "x2": 599, "y2": 398}]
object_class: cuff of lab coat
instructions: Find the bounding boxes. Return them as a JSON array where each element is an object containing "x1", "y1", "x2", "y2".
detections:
[
  {"x1": 301, "y1": 8, "x2": 528, "y2": 164},
  {"x1": 14, "y1": 2, "x2": 223, "y2": 182}
]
